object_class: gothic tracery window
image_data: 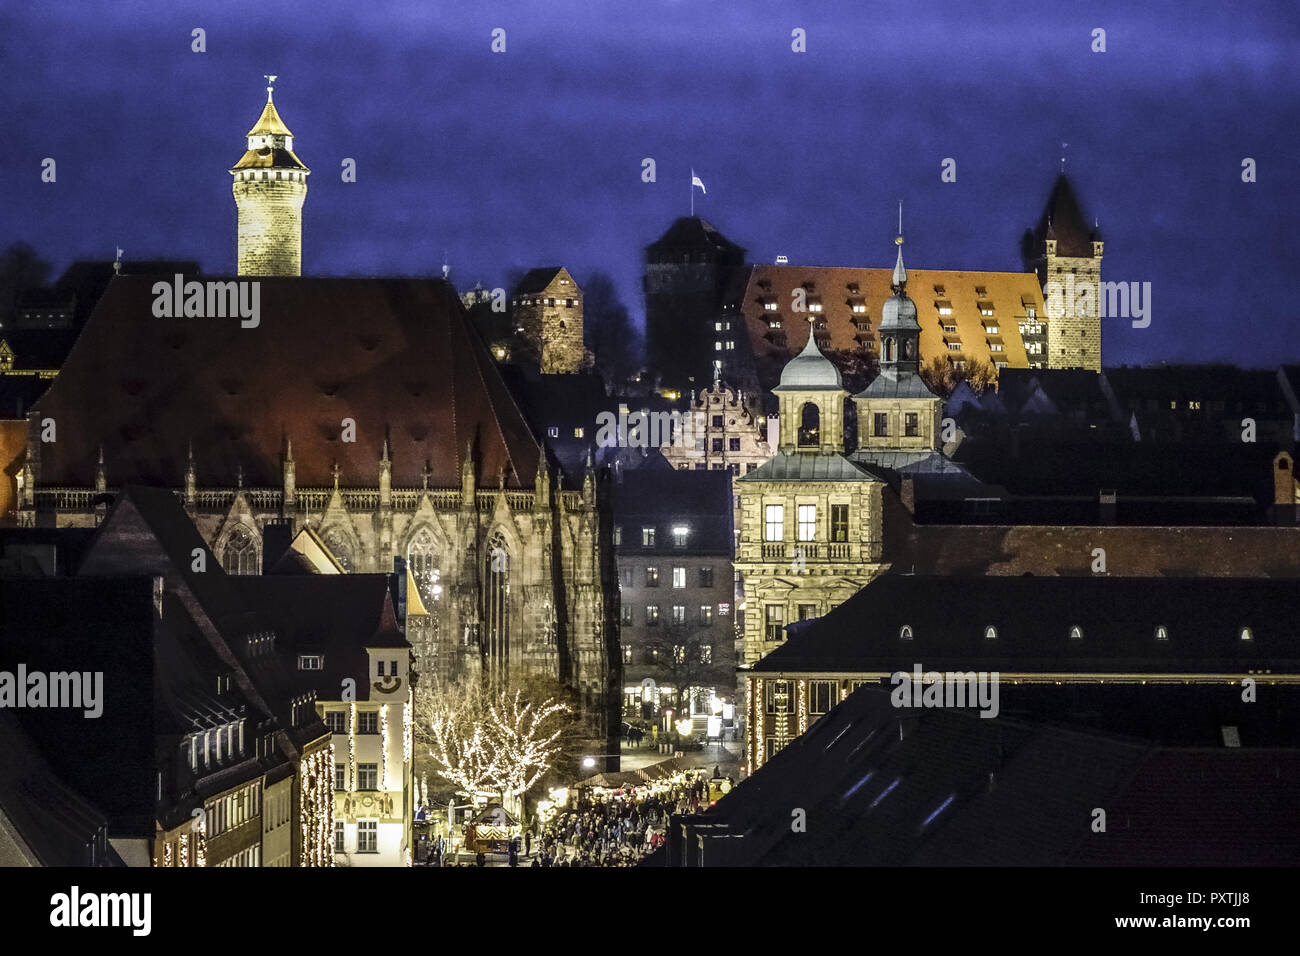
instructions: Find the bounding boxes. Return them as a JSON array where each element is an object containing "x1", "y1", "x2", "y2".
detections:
[
  {"x1": 223, "y1": 524, "x2": 259, "y2": 575},
  {"x1": 407, "y1": 529, "x2": 441, "y2": 605},
  {"x1": 323, "y1": 529, "x2": 354, "y2": 571},
  {"x1": 482, "y1": 531, "x2": 511, "y2": 686}
]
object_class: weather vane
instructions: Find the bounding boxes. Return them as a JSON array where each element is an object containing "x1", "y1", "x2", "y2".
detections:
[{"x1": 265, "y1": 74, "x2": 278, "y2": 98}]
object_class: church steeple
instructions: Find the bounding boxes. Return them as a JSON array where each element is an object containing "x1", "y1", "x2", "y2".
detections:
[
  {"x1": 230, "y1": 76, "x2": 310, "y2": 277},
  {"x1": 877, "y1": 229, "x2": 921, "y2": 376}
]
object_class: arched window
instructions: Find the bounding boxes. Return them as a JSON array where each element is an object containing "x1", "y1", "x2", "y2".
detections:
[
  {"x1": 884, "y1": 336, "x2": 896, "y2": 362},
  {"x1": 797, "y1": 402, "x2": 820, "y2": 448},
  {"x1": 323, "y1": 529, "x2": 354, "y2": 572},
  {"x1": 899, "y1": 625, "x2": 913, "y2": 641},
  {"x1": 1240, "y1": 626, "x2": 1253, "y2": 642},
  {"x1": 407, "y1": 529, "x2": 440, "y2": 605},
  {"x1": 223, "y1": 524, "x2": 259, "y2": 575},
  {"x1": 482, "y1": 531, "x2": 511, "y2": 686}
]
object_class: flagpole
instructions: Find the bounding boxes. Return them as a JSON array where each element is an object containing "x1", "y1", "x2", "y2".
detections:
[{"x1": 690, "y1": 170, "x2": 694, "y2": 217}]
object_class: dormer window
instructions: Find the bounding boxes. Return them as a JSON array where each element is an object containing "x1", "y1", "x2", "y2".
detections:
[
  {"x1": 298, "y1": 654, "x2": 323, "y2": 670},
  {"x1": 899, "y1": 625, "x2": 913, "y2": 641},
  {"x1": 1069, "y1": 625, "x2": 1083, "y2": 641},
  {"x1": 983, "y1": 625, "x2": 997, "y2": 640},
  {"x1": 1155, "y1": 626, "x2": 1168, "y2": 641},
  {"x1": 1240, "y1": 627, "x2": 1254, "y2": 641}
]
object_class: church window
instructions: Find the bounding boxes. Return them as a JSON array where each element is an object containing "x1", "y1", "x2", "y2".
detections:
[
  {"x1": 407, "y1": 530, "x2": 440, "y2": 605},
  {"x1": 223, "y1": 524, "x2": 259, "y2": 575},
  {"x1": 873, "y1": 413, "x2": 889, "y2": 437},
  {"x1": 482, "y1": 531, "x2": 511, "y2": 686},
  {"x1": 905, "y1": 413, "x2": 919, "y2": 437},
  {"x1": 899, "y1": 625, "x2": 913, "y2": 640},
  {"x1": 764, "y1": 504, "x2": 784, "y2": 542},
  {"x1": 323, "y1": 530, "x2": 354, "y2": 571},
  {"x1": 884, "y1": 338, "x2": 896, "y2": 361},
  {"x1": 797, "y1": 403, "x2": 820, "y2": 448},
  {"x1": 797, "y1": 504, "x2": 817, "y2": 542},
  {"x1": 1240, "y1": 627, "x2": 1253, "y2": 642},
  {"x1": 830, "y1": 504, "x2": 849, "y2": 542}
]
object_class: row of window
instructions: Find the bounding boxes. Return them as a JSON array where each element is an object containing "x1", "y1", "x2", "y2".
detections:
[
  {"x1": 187, "y1": 720, "x2": 246, "y2": 772},
  {"x1": 206, "y1": 782, "x2": 261, "y2": 839},
  {"x1": 894, "y1": 625, "x2": 1256, "y2": 642},
  {"x1": 619, "y1": 566, "x2": 715, "y2": 589},
  {"x1": 336, "y1": 820, "x2": 379, "y2": 854},
  {"x1": 626, "y1": 604, "x2": 722, "y2": 626},
  {"x1": 763, "y1": 504, "x2": 850, "y2": 543},
  {"x1": 337, "y1": 762, "x2": 382, "y2": 791},
  {"x1": 763, "y1": 679, "x2": 873, "y2": 715},
  {"x1": 621, "y1": 644, "x2": 713, "y2": 664},
  {"x1": 324, "y1": 709, "x2": 385, "y2": 734},
  {"x1": 216, "y1": 845, "x2": 262, "y2": 867},
  {"x1": 872, "y1": 413, "x2": 920, "y2": 438},
  {"x1": 515, "y1": 297, "x2": 576, "y2": 307}
]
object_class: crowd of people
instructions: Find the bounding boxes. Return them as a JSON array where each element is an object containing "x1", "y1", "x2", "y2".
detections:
[{"x1": 529, "y1": 773, "x2": 713, "y2": 868}]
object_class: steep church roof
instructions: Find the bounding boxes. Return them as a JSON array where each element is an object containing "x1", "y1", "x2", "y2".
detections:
[
  {"x1": 31, "y1": 276, "x2": 542, "y2": 490},
  {"x1": 1032, "y1": 174, "x2": 1099, "y2": 258}
]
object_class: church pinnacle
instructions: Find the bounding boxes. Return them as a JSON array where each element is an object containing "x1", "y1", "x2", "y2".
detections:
[{"x1": 230, "y1": 76, "x2": 310, "y2": 276}]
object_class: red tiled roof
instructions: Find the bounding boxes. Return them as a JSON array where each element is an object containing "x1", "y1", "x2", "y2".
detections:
[{"x1": 32, "y1": 276, "x2": 541, "y2": 489}]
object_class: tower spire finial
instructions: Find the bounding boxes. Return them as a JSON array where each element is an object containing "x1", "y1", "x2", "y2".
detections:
[
  {"x1": 265, "y1": 75, "x2": 278, "y2": 101},
  {"x1": 892, "y1": 199, "x2": 907, "y2": 289},
  {"x1": 1060, "y1": 141, "x2": 1068, "y2": 173}
]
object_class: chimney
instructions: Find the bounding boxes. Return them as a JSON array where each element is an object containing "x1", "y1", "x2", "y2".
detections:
[
  {"x1": 1099, "y1": 489, "x2": 1117, "y2": 526},
  {"x1": 1274, "y1": 452, "x2": 1296, "y2": 526}
]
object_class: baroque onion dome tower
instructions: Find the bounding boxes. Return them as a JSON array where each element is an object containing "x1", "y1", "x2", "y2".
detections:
[{"x1": 230, "y1": 76, "x2": 309, "y2": 276}]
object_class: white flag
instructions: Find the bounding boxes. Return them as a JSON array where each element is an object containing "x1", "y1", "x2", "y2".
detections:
[{"x1": 691, "y1": 170, "x2": 706, "y2": 194}]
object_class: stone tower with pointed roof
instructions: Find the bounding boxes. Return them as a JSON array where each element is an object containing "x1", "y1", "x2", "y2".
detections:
[
  {"x1": 231, "y1": 79, "x2": 310, "y2": 276},
  {"x1": 1024, "y1": 174, "x2": 1104, "y2": 372},
  {"x1": 851, "y1": 240, "x2": 943, "y2": 457}
]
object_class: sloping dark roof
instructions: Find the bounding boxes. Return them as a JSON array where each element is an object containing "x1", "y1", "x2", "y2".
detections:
[
  {"x1": 511, "y1": 267, "x2": 567, "y2": 296},
  {"x1": 1031, "y1": 174, "x2": 1099, "y2": 258},
  {"x1": 677, "y1": 684, "x2": 1300, "y2": 866},
  {"x1": 230, "y1": 574, "x2": 409, "y2": 695},
  {"x1": 613, "y1": 468, "x2": 733, "y2": 554},
  {"x1": 646, "y1": 217, "x2": 745, "y2": 256},
  {"x1": 0, "y1": 710, "x2": 119, "y2": 866},
  {"x1": 752, "y1": 574, "x2": 1300, "y2": 675},
  {"x1": 31, "y1": 276, "x2": 541, "y2": 489}
]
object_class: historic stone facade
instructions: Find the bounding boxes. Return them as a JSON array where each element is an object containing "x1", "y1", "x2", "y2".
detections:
[
  {"x1": 1024, "y1": 174, "x2": 1103, "y2": 372},
  {"x1": 510, "y1": 267, "x2": 590, "y2": 374},
  {"x1": 231, "y1": 80, "x2": 309, "y2": 276}
]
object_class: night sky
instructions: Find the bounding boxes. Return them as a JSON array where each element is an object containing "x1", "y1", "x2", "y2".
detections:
[{"x1": 3, "y1": 0, "x2": 1298, "y2": 367}]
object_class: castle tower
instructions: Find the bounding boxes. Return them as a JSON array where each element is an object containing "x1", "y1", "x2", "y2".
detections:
[
  {"x1": 1023, "y1": 173, "x2": 1103, "y2": 372},
  {"x1": 509, "y1": 267, "x2": 590, "y2": 373},
  {"x1": 230, "y1": 77, "x2": 309, "y2": 276}
]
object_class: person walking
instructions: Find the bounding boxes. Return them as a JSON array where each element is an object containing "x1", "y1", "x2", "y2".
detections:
[{"x1": 525, "y1": 830, "x2": 532, "y2": 856}]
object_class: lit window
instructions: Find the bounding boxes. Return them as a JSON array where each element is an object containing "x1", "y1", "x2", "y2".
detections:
[
  {"x1": 1240, "y1": 627, "x2": 1253, "y2": 641},
  {"x1": 357, "y1": 764, "x2": 378, "y2": 791},
  {"x1": 547, "y1": 426, "x2": 559, "y2": 438},
  {"x1": 809, "y1": 680, "x2": 836, "y2": 715},
  {"x1": 644, "y1": 605, "x2": 661, "y2": 626},
  {"x1": 613, "y1": 525, "x2": 622, "y2": 546},
  {"x1": 699, "y1": 605, "x2": 713, "y2": 625},
  {"x1": 672, "y1": 605, "x2": 686, "y2": 625},
  {"x1": 764, "y1": 504, "x2": 784, "y2": 542},
  {"x1": 1155, "y1": 626, "x2": 1168, "y2": 641},
  {"x1": 764, "y1": 680, "x2": 794, "y2": 713},
  {"x1": 765, "y1": 606, "x2": 785, "y2": 642},
  {"x1": 700, "y1": 645, "x2": 712, "y2": 663},
  {"x1": 298, "y1": 655, "x2": 323, "y2": 670},
  {"x1": 899, "y1": 625, "x2": 913, "y2": 641},
  {"x1": 573, "y1": 427, "x2": 584, "y2": 438},
  {"x1": 672, "y1": 567, "x2": 686, "y2": 588},
  {"x1": 1069, "y1": 625, "x2": 1083, "y2": 640},
  {"x1": 645, "y1": 567, "x2": 659, "y2": 587},
  {"x1": 357, "y1": 820, "x2": 378, "y2": 852},
  {"x1": 797, "y1": 504, "x2": 816, "y2": 541},
  {"x1": 984, "y1": 625, "x2": 997, "y2": 640},
  {"x1": 642, "y1": 527, "x2": 655, "y2": 547},
  {"x1": 672, "y1": 526, "x2": 688, "y2": 547},
  {"x1": 830, "y1": 504, "x2": 848, "y2": 542}
]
